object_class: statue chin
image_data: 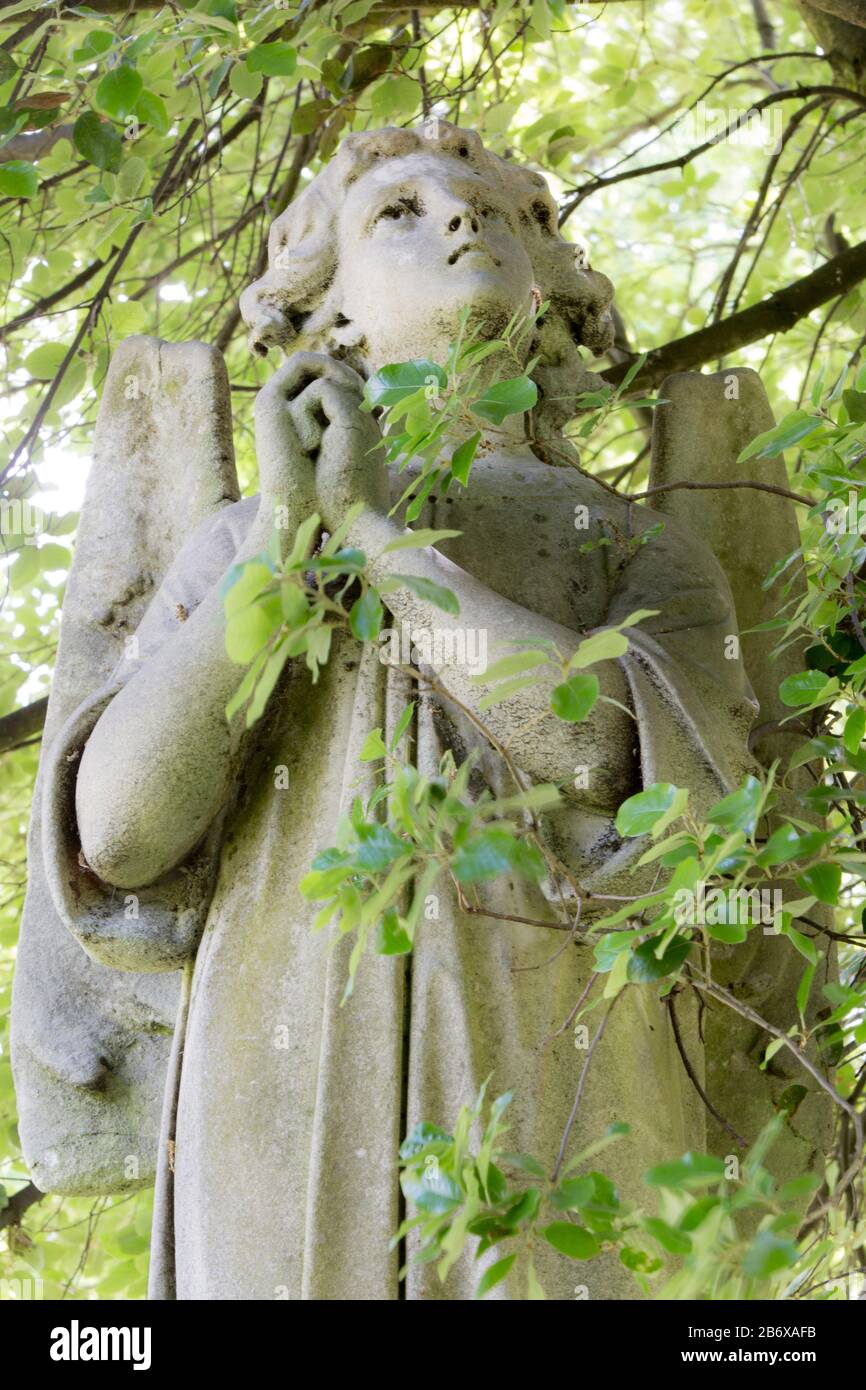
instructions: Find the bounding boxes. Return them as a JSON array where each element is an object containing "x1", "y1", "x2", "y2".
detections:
[{"x1": 362, "y1": 275, "x2": 533, "y2": 369}]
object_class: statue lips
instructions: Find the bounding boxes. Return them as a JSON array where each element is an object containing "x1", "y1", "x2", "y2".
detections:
[{"x1": 447, "y1": 239, "x2": 502, "y2": 268}]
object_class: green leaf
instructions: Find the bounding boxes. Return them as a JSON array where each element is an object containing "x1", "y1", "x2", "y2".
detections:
[
  {"x1": 616, "y1": 783, "x2": 683, "y2": 838},
  {"x1": 245, "y1": 639, "x2": 291, "y2": 726},
  {"x1": 399, "y1": 1121, "x2": 453, "y2": 1159},
  {"x1": 391, "y1": 572, "x2": 459, "y2": 615},
  {"x1": 354, "y1": 822, "x2": 406, "y2": 871},
  {"x1": 499, "y1": 1152, "x2": 546, "y2": 1178},
  {"x1": 96, "y1": 65, "x2": 143, "y2": 120},
  {"x1": 371, "y1": 72, "x2": 419, "y2": 119},
  {"x1": 474, "y1": 1252, "x2": 517, "y2": 1299},
  {"x1": 474, "y1": 650, "x2": 548, "y2": 684},
  {"x1": 593, "y1": 930, "x2": 641, "y2": 973},
  {"x1": 644, "y1": 1152, "x2": 726, "y2": 1188},
  {"x1": 285, "y1": 512, "x2": 321, "y2": 568},
  {"x1": 795, "y1": 862, "x2": 841, "y2": 905},
  {"x1": 569, "y1": 629, "x2": 628, "y2": 667},
  {"x1": 550, "y1": 1177, "x2": 595, "y2": 1211},
  {"x1": 73, "y1": 110, "x2": 122, "y2": 170},
  {"x1": 449, "y1": 431, "x2": 480, "y2": 485},
  {"x1": 292, "y1": 99, "x2": 333, "y2": 136},
  {"x1": 757, "y1": 823, "x2": 818, "y2": 867},
  {"x1": 784, "y1": 922, "x2": 818, "y2": 966},
  {"x1": 620, "y1": 1246, "x2": 663, "y2": 1274},
  {"x1": 541, "y1": 1222, "x2": 599, "y2": 1260},
  {"x1": 550, "y1": 673, "x2": 599, "y2": 722},
  {"x1": 615, "y1": 609, "x2": 660, "y2": 629},
  {"x1": 742, "y1": 1229, "x2": 798, "y2": 1279},
  {"x1": 453, "y1": 828, "x2": 544, "y2": 884},
  {"x1": 644, "y1": 1216, "x2": 692, "y2": 1255},
  {"x1": 842, "y1": 388, "x2": 866, "y2": 423},
  {"x1": 470, "y1": 375, "x2": 538, "y2": 425},
  {"x1": 777, "y1": 1173, "x2": 821, "y2": 1203},
  {"x1": 24, "y1": 342, "x2": 68, "y2": 379},
  {"x1": 706, "y1": 776, "x2": 762, "y2": 835},
  {"x1": 222, "y1": 560, "x2": 272, "y2": 616},
  {"x1": 360, "y1": 727, "x2": 388, "y2": 761},
  {"x1": 135, "y1": 89, "x2": 169, "y2": 135},
  {"x1": 382, "y1": 528, "x2": 461, "y2": 553},
  {"x1": 349, "y1": 588, "x2": 383, "y2": 640},
  {"x1": 246, "y1": 42, "x2": 297, "y2": 76},
  {"x1": 116, "y1": 155, "x2": 147, "y2": 200},
  {"x1": 226, "y1": 648, "x2": 267, "y2": 721},
  {"x1": 679, "y1": 1196, "x2": 720, "y2": 1232},
  {"x1": 232, "y1": 63, "x2": 258, "y2": 102},
  {"x1": 280, "y1": 583, "x2": 308, "y2": 626},
  {"x1": 0, "y1": 160, "x2": 37, "y2": 199},
  {"x1": 402, "y1": 1172, "x2": 462, "y2": 1215},
  {"x1": 478, "y1": 675, "x2": 539, "y2": 710},
  {"x1": 389, "y1": 701, "x2": 415, "y2": 752},
  {"x1": 705, "y1": 919, "x2": 748, "y2": 945},
  {"x1": 737, "y1": 410, "x2": 823, "y2": 462},
  {"x1": 779, "y1": 670, "x2": 834, "y2": 707},
  {"x1": 374, "y1": 908, "x2": 412, "y2": 956},
  {"x1": 225, "y1": 602, "x2": 276, "y2": 664},
  {"x1": 365, "y1": 360, "x2": 446, "y2": 411},
  {"x1": 844, "y1": 706, "x2": 866, "y2": 758},
  {"x1": 37, "y1": 543, "x2": 71, "y2": 570},
  {"x1": 627, "y1": 936, "x2": 692, "y2": 983}
]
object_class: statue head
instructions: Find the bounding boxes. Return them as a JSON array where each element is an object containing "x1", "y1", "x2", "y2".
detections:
[{"x1": 240, "y1": 122, "x2": 615, "y2": 443}]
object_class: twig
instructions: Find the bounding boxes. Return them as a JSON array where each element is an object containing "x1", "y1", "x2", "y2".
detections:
[
  {"x1": 551, "y1": 994, "x2": 621, "y2": 1184},
  {"x1": 667, "y1": 993, "x2": 748, "y2": 1148}
]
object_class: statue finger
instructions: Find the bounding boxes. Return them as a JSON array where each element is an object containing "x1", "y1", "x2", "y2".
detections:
[
  {"x1": 289, "y1": 380, "x2": 363, "y2": 454},
  {"x1": 268, "y1": 351, "x2": 364, "y2": 403}
]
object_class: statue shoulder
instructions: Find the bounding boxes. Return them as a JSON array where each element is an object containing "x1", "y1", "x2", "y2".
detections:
[
  {"x1": 166, "y1": 494, "x2": 260, "y2": 589},
  {"x1": 132, "y1": 496, "x2": 260, "y2": 653}
]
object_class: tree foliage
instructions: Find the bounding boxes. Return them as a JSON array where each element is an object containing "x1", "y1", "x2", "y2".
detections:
[{"x1": 2, "y1": 0, "x2": 866, "y2": 1298}]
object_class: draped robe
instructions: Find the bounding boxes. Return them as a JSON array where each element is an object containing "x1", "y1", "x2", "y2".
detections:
[{"x1": 42, "y1": 452, "x2": 760, "y2": 1300}]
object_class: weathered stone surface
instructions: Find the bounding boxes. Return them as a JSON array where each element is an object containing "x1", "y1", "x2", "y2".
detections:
[
  {"x1": 11, "y1": 337, "x2": 238, "y2": 1194},
  {"x1": 650, "y1": 369, "x2": 833, "y2": 1188},
  {"x1": 13, "y1": 124, "x2": 828, "y2": 1299}
]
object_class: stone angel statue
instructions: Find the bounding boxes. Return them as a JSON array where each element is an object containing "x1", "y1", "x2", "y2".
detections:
[{"x1": 12, "y1": 122, "x2": 830, "y2": 1300}]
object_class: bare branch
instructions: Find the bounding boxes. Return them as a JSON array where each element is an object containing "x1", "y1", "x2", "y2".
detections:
[
  {"x1": 0, "y1": 1181, "x2": 44, "y2": 1231},
  {"x1": 602, "y1": 238, "x2": 866, "y2": 391},
  {"x1": 0, "y1": 695, "x2": 47, "y2": 755}
]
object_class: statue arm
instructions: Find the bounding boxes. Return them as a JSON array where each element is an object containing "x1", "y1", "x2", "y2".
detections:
[
  {"x1": 348, "y1": 507, "x2": 636, "y2": 815},
  {"x1": 75, "y1": 357, "x2": 333, "y2": 892},
  {"x1": 74, "y1": 497, "x2": 283, "y2": 890}
]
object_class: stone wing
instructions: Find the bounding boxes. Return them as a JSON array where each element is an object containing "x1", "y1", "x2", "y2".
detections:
[
  {"x1": 11, "y1": 337, "x2": 239, "y2": 1195},
  {"x1": 649, "y1": 367, "x2": 807, "y2": 752},
  {"x1": 649, "y1": 368, "x2": 832, "y2": 1173}
]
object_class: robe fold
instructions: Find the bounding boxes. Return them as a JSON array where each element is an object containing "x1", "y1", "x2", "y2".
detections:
[{"x1": 42, "y1": 456, "x2": 765, "y2": 1300}]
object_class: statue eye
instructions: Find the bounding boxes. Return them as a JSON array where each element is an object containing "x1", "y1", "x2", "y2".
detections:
[{"x1": 376, "y1": 195, "x2": 422, "y2": 223}]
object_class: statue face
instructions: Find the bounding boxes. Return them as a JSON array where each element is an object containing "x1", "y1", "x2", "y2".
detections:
[{"x1": 336, "y1": 152, "x2": 536, "y2": 368}]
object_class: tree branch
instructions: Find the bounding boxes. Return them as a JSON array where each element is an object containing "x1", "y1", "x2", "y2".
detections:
[
  {"x1": 602, "y1": 238, "x2": 866, "y2": 390},
  {"x1": 750, "y1": 0, "x2": 777, "y2": 49},
  {"x1": 0, "y1": 1181, "x2": 44, "y2": 1231},
  {"x1": 561, "y1": 85, "x2": 866, "y2": 217},
  {"x1": 0, "y1": 695, "x2": 47, "y2": 755}
]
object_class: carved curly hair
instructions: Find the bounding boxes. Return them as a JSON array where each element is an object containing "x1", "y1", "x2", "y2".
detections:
[{"x1": 239, "y1": 121, "x2": 615, "y2": 455}]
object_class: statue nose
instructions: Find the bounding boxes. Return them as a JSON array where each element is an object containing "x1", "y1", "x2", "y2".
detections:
[{"x1": 447, "y1": 210, "x2": 480, "y2": 236}]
